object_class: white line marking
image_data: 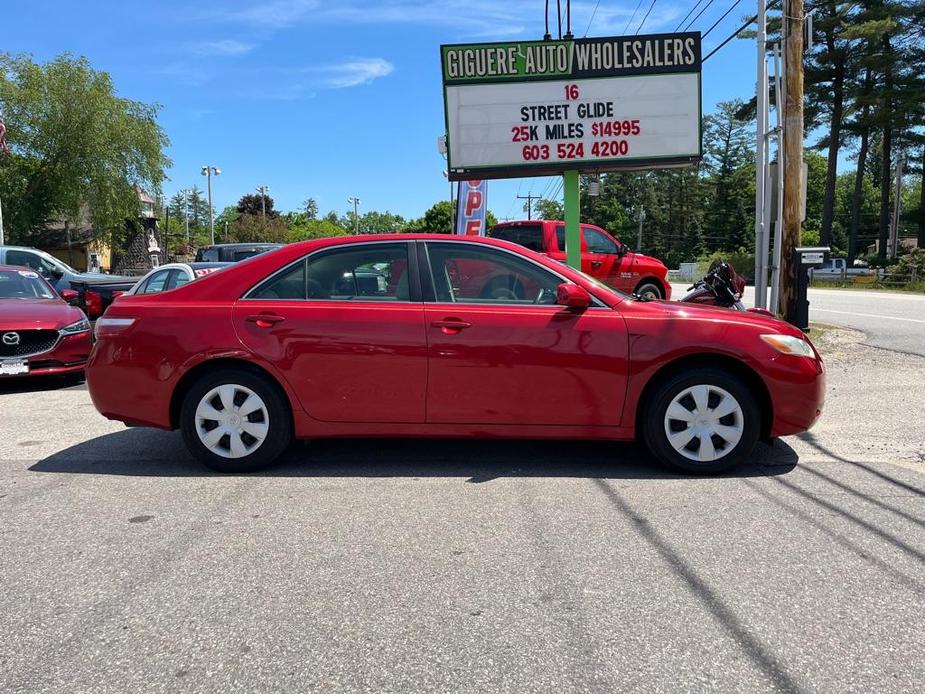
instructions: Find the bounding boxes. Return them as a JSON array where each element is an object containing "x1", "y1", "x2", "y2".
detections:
[{"x1": 813, "y1": 308, "x2": 925, "y2": 324}]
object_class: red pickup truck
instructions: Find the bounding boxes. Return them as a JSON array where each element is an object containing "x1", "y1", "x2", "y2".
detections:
[{"x1": 489, "y1": 220, "x2": 671, "y2": 299}]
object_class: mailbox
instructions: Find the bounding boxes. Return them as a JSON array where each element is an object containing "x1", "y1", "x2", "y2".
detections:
[{"x1": 791, "y1": 246, "x2": 829, "y2": 331}]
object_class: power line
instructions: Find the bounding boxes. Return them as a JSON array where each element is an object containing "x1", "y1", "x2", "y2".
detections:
[
  {"x1": 702, "y1": 15, "x2": 754, "y2": 61},
  {"x1": 701, "y1": 0, "x2": 783, "y2": 62},
  {"x1": 683, "y1": 0, "x2": 715, "y2": 31},
  {"x1": 702, "y1": 0, "x2": 744, "y2": 39},
  {"x1": 636, "y1": 0, "x2": 659, "y2": 34},
  {"x1": 622, "y1": 0, "x2": 645, "y2": 34},
  {"x1": 583, "y1": 0, "x2": 602, "y2": 36},
  {"x1": 675, "y1": 0, "x2": 707, "y2": 31}
]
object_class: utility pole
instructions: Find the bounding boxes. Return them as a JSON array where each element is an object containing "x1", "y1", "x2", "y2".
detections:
[
  {"x1": 779, "y1": 0, "x2": 805, "y2": 324},
  {"x1": 0, "y1": 195, "x2": 4, "y2": 246},
  {"x1": 636, "y1": 207, "x2": 646, "y2": 251},
  {"x1": 347, "y1": 196, "x2": 361, "y2": 234},
  {"x1": 517, "y1": 193, "x2": 540, "y2": 220},
  {"x1": 257, "y1": 185, "x2": 270, "y2": 220},
  {"x1": 201, "y1": 165, "x2": 221, "y2": 245},
  {"x1": 754, "y1": 0, "x2": 770, "y2": 309},
  {"x1": 889, "y1": 154, "x2": 904, "y2": 260}
]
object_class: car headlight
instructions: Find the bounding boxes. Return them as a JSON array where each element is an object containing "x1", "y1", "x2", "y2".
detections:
[
  {"x1": 760, "y1": 334, "x2": 815, "y2": 357},
  {"x1": 60, "y1": 318, "x2": 91, "y2": 335}
]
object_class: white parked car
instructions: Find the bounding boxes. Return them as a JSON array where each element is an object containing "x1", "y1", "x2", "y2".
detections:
[{"x1": 125, "y1": 262, "x2": 231, "y2": 295}]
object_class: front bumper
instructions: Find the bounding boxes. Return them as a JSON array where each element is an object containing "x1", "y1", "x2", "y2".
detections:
[
  {"x1": 0, "y1": 332, "x2": 91, "y2": 378},
  {"x1": 766, "y1": 354, "x2": 826, "y2": 437}
]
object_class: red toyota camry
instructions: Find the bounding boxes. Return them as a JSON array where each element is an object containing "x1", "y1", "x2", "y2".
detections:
[
  {"x1": 87, "y1": 235, "x2": 824, "y2": 474},
  {"x1": 0, "y1": 265, "x2": 92, "y2": 379}
]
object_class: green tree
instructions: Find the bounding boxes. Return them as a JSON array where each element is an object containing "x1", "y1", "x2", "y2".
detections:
[
  {"x1": 534, "y1": 198, "x2": 564, "y2": 220},
  {"x1": 421, "y1": 200, "x2": 455, "y2": 233},
  {"x1": 302, "y1": 198, "x2": 318, "y2": 220},
  {"x1": 0, "y1": 52, "x2": 169, "y2": 245},
  {"x1": 237, "y1": 192, "x2": 277, "y2": 218},
  {"x1": 357, "y1": 210, "x2": 406, "y2": 233},
  {"x1": 701, "y1": 100, "x2": 755, "y2": 253},
  {"x1": 229, "y1": 213, "x2": 288, "y2": 243},
  {"x1": 287, "y1": 217, "x2": 349, "y2": 242}
]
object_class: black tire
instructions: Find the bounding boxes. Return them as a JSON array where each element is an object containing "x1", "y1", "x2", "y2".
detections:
[
  {"x1": 634, "y1": 281, "x2": 663, "y2": 300},
  {"x1": 180, "y1": 368, "x2": 292, "y2": 473},
  {"x1": 642, "y1": 367, "x2": 760, "y2": 474}
]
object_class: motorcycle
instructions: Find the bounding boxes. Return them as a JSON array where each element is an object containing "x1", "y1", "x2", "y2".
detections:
[{"x1": 679, "y1": 261, "x2": 775, "y2": 317}]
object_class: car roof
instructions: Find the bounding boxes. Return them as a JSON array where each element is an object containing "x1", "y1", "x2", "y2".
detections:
[
  {"x1": 200, "y1": 243, "x2": 283, "y2": 248},
  {"x1": 189, "y1": 262, "x2": 232, "y2": 269}
]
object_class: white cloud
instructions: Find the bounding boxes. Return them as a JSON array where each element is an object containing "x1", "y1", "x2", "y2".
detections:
[
  {"x1": 191, "y1": 39, "x2": 256, "y2": 56},
  {"x1": 318, "y1": 58, "x2": 394, "y2": 88}
]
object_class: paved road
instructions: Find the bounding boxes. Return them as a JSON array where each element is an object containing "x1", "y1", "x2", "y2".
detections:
[
  {"x1": 1, "y1": 329, "x2": 924, "y2": 692},
  {"x1": 671, "y1": 284, "x2": 925, "y2": 357}
]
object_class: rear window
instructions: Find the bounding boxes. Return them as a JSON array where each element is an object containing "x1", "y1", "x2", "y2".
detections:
[
  {"x1": 489, "y1": 225, "x2": 544, "y2": 252},
  {"x1": 198, "y1": 248, "x2": 220, "y2": 262}
]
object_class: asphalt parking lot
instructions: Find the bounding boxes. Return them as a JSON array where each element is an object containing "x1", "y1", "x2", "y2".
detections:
[{"x1": 2, "y1": 325, "x2": 924, "y2": 693}]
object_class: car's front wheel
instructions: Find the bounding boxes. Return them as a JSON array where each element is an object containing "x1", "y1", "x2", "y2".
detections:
[
  {"x1": 180, "y1": 368, "x2": 292, "y2": 473},
  {"x1": 642, "y1": 368, "x2": 759, "y2": 474}
]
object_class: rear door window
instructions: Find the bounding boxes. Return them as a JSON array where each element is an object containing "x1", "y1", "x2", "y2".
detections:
[
  {"x1": 490, "y1": 225, "x2": 545, "y2": 252},
  {"x1": 166, "y1": 269, "x2": 191, "y2": 290},
  {"x1": 142, "y1": 270, "x2": 172, "y2": 294}
]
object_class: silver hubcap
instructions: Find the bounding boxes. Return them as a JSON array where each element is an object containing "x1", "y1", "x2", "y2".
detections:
[
  {"x1": 195, "y1": 384, "x2": 269, "y2": 459},
  {"x1": 639, "y1": 287, "x2": 660, "y2": 300},
  {"x1": 664, "y1": 385, "x2": 744, "y2": 463}
]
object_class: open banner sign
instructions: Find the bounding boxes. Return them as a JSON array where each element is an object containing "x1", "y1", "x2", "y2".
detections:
[
  {"x1": 455, "y1": 180, "x2": 487, "y2": 236},
  {"x1": 441, "y1": 33, "x2": 702, "y2": 181}
]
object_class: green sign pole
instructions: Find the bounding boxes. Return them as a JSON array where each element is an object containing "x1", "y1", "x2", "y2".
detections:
[{"x1": 563, "y1": 170, "x2": 581, "y2": 270}]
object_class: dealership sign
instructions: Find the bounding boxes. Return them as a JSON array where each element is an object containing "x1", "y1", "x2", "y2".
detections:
[{"x1": 441, "y1": 32, "x2": 702, "y2": 181}]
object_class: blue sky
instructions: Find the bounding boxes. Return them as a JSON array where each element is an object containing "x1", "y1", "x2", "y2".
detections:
[{"x1": 5, "y1": 1, "x2": 762, "y2": 222}]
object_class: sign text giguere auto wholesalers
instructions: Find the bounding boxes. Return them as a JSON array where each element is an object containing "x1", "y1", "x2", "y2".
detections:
[{"x1": 441, "y1": 32, "x2": 703, "y2": 180}]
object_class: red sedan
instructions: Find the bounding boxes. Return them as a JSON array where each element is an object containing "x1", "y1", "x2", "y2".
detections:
[
  {"x1": 0, "y1": 265, "x2": 92, "y2": 379},
  {"x1": 87, "y1": 235, "x2": 824, "y2": 474}
]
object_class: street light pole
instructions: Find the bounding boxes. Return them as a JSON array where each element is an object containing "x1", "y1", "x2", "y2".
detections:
[
  {"x1": 257, "y1": 185, "x2": 270, "y2": 220},
  {"x1": 201, "y1": 165, "x2": 221, "y2": 245},
  {"x1": 347, "y1": 196, "x2": 361, "y2": 234},
  {"x1": 182, "y1": 189, "x2": 190, "y2": 246}
]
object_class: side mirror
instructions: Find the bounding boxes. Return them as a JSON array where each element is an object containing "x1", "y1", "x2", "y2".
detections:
[
  {"x1": 49, "y1": 268, "x2": 64, "y2": 280},
  {"x1": 556, "y1": 282, "x2": 591, "y2": 309},
  {"x1": 60, "y1": 289, "x2": 79, "y2": 305}
]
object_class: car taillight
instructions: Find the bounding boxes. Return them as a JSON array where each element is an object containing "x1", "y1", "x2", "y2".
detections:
[
  {"x1": 94, "y1": 316, "x2": 136, "y2": 338},
  {"x1": 85, "y1": 290, "x2": 103, "y2": 318}
]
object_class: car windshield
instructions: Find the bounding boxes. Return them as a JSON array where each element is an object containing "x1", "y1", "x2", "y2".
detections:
[
  {"x1": 37, "y1": 251, "x2": 78, "y2": 274},
  {"x1": 0, "y1": 269, "x2": 57, "y2": 299}
]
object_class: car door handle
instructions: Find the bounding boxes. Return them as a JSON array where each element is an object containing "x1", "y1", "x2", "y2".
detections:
[
  {"x1": 590, "y1": 260, "x2": 603, "y2": 269},
  {"x1": 246, "y1": 313, "x2": 285, "y2": 328},
  {"x1": 431, "y1": 319, "x2": 472, "y2": 334}
]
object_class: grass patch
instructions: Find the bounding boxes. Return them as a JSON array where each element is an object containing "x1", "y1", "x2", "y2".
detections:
[
  {"x1": 809, "y1": 280, "x2": 925, "y2": 294},
  {"x1": 805, "y1": 322, "x2": 842, "y2": 353}
]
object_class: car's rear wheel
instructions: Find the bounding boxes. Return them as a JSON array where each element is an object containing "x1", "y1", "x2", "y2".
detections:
[
  {"x1": 180, "y1": 368, "x2": 291, "y2": 473},
  {"x1": 634, "y1": 281, "x2": 663, "y2": 300},
  {"x1": 642, "y1": 368, "x2": 759, "y2": 474}
]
